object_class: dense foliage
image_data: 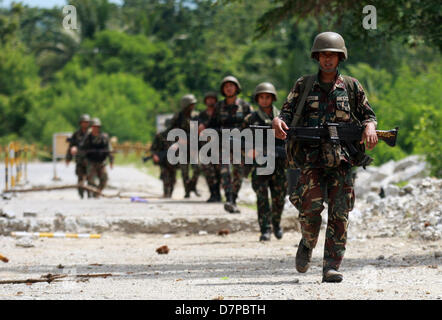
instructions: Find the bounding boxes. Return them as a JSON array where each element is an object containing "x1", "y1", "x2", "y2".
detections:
[{"x1": 0, "y1": 1, "x2": 441, "y2": 176}]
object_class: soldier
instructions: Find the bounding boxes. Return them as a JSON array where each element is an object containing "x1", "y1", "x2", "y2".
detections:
[
  {"x1": 83, "y1": 118, "x2": 114, "y2": 198},
  {"x1": 244, "y1": 82, "x2": 287, "y2": 241},
  {"x1": 198, "y1": 91, "x2": 221, "y2": 202},
  {"x1": 272, "y1": 32, "x2": 378, "y2": 282},
  {"x1": 168, "y1": 94, "x2": 200, "y2": 198},
  {"x1": 150, "y1": 126, "x2": 177, "y2": 198},
  {"x1": 200, "y1": 76, "x2": 252, "y2": 213},
  {"x1": 66, "y1": 114, "x2": 91, "y2": 199}
]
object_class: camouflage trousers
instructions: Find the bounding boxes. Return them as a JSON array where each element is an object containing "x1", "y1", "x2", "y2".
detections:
[
  {"x1": 75, "y1": 159, "x2": 88, "y2": 198},
  {"x1": 160, "y1": 164, "x2": 177, "y2": 198},
  {"x1": 179, "y1": 163, "x2": 201, "y2": 195},
  {"x1": 289, "y1": 162, "x2": 355, "y2": 272},
  {"x1": 189, "y1": 164, "x2": 201, "y2": 189},
  {"x1": 252, "y1": 163, "x2": 287, "y2": 233},
  {"x1": 87, "y1": 161, "x2": 108, "y2": 197},
  {"x1": 220, "y1": 163, "x2": 244, "y2": 199},
  {"x1": 201, "y1": 164, "x2": 220, "y2": 186}
]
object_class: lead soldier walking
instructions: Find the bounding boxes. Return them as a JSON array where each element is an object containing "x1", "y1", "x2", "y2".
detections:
[{"x1": 273, "y1": 32, "x2": 378, "y2": 282}]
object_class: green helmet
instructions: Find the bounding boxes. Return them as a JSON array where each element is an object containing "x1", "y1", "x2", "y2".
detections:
[
  {"x1": 79, "y1": 114, "x2": 90, "y2": 123},
  {"x1": 220, "y1": 75, "x2": 241, "y2": 96},
  {"x1": 91, "y1": 117, "x2": 101, "y2": 127},
  {"x1": 253, "y1": 82, "x2": 277, "y2": 102},
  {"x1": 311, "y1": 31, "x2": 347, "y2": 61},
  {"x1": 204, "y1": 91, "x2": 218, "y2": 103},
  {"x1": 180, "y1": 94, "x2": 197, "y2": 109}
]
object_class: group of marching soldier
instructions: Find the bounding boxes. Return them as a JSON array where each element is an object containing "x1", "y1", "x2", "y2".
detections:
[
  {"x1": 68, "y1": 32, "x2": 381, "y2": 283},
  {"x1": 66, "y1": 116, "x2": 114, "y2": 199},
  {"x1": 151, "y1": 76, "x2": 288, "y2": 242}
]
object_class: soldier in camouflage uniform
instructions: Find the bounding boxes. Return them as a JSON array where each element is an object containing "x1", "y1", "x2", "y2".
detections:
[
  {"x1": 66, "y1": 114, "x2": 91, "y2": 199},
  {"x1": 200, "y1": 76, "x2": 252, "y2": 213},
  {"x1": 198, "y1": 91, "x2": 221, "y2": 202},
  {"x1": 83, "y1": 118, "x2": 114, "y2": 198},
  {"x1": 150, "y1": 127, "x2": 177, "y2": 198},
  {"x1": 273, "y1": 32, "x2": 378, "y2": 282},
  {"x1": 168, "y1": 94, "x2": 200, "y2": 198},
  {"x1": 244, "y1": 82, "x2": 287, "y2": 241}
]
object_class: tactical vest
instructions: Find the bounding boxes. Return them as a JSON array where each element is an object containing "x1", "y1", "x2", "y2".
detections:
[
  {"x1": 217, "y1": 98, "x2": 250, "y2": 129},
  {"x1": 287, "y1": 74, "x2": 363, "y2": 168},
  {"x1": 86, "y1": 134, "x2": 109, "y2": 163}
]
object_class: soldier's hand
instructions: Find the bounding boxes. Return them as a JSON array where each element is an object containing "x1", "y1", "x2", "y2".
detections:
[
  {"x1": 70, "y1": 146, "x2": 78, "y2": 156},
  {"x1": 153, "y1": 154, "x2": 160, "y2": 163},
  {"x1": 198, "y1": 124, "x2": 206, "y2": 135},
  {"x1": 361, "y1": 122, "x2": 378, "y2": 150},
  {"x1": 246, "y1": 149, "x2": 256, "y2": 160},
  {"x1": 272, "y1": 118, "x2": 289, "y2": 140},
  {"x1": 65, "y1": 160, "x2": 70, "y2": 166}
]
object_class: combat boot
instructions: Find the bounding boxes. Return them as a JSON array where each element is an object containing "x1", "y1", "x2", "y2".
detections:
[
  {"x1": 206, "y1": 185, "x2": 217, "y2": 202},
  {"x1": 259, "y1": 229, "x2": 271, "y2": 241},
  {"x1": 273, "y1": 225, "x2": 283, "y2": 240},
  {"x1": 322, "y1": 268, "x2": 343, "y2": 283},
  {"x1": 295, "y1": 239, "x2": 312, "y2": 273},
  {"x1": 224, "y1": 193, "x2": 240, "y2": 214}
]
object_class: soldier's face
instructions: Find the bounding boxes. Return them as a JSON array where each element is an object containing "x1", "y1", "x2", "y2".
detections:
[
  {"x1": 91, "y1": 126, "x2": 100, "y2": 135},
  {"x1": 205, "y1": 97, "x2": 216, "y2": 107},
  {"x1": 319, "y1": 51, "x2": 339, "y2": 73},
  {"x1": 80, "y1": 121, "x2": 89, "y2": 130},
  {"x1": 222, "y1": 82, "x2": 237, "y2": 97},
  {"x1": 257, "y1": 93, "x2": 273, "y2": 108}
]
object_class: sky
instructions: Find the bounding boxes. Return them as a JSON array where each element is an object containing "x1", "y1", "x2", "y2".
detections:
[{"x1": 0, "y1": 0, "x2": 123, "y2": 9}]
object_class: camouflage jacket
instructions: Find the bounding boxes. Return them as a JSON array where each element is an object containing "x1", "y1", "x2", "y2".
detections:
[
  {"x1": 168, "y1": 109, "x2": 199, "y2": 134},
  {"x1": 279, "y1": 71, "x2": 377, "y2": 169},
  {"x1": 83, "y1": 132, "x2": 114, "y2": 164},
  {"x1": 244, "y1": 105, "x2": 287, "y2": 166},
  {"x1": 150, "y1": 130, "x2": 175, "y2": 166},
  {"x1": 198, "y1": 109, "x2": 217, "y2": 129},
  {"x1": 66, "y1": 128, "x2": 90, "y2": 162},
  {"x1": 212, "y1": 98, "x2": 252, "y2": 130}
]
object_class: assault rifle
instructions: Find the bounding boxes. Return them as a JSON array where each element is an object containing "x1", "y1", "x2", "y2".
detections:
[
  {"x1": 142, "y1": 151, "x2": 168, "y2": 165},
  {"x1": 250, "y1": 123, "x2": 399, "y2": 146},
  {"x1": 250, "y1": 123, "x2": 399, "y2": 167}
]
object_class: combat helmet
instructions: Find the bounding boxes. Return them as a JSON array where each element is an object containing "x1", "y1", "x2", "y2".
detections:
[
  {"x1": 311, "y1": 31, "x2": 347, "y2": 61},
  {"x1": 253, "y1": 82, "x2": 277, "y2": 102},
  {"x1": 203, "y1": 91, "x2": 218, "y2": 103},
  {"x1": 91, "y1": 117, "x2": 101, "y2": 127},
  {"x1": 220, "y1": 75, "x2": 242, "y2": 96},
  {"x1": 79, "y1": 114, "x2": 90, "y2": 123},
  {"x1": 180, "y1": 94, "x2": 197, "y2": 109}
]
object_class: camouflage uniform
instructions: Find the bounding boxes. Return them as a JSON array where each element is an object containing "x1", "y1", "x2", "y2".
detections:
[
  {"x1": 198, "y1": 109, "x2": 221, "y2": 199},
  {"x1": 168, "y1": 105, "x2": 199, "y2": 197},
  {"x1": 244, "y1": 105, "x2": 287, "y2": 236},
  {"x1": 279, "y1": 71, "x2": 377, "y2": 271},
  {"x1": 83, "y1": 132, "x2": 114, "y2": 197},
  {"x1": 151, "y1": 130, "x2": 176, "y2": 197},
  {"x1": 212, "y1": 98, "x2": 252, "y2": 203},
  {"x1": 66, "y1": 128, "x2": 90, "y2": 198}
]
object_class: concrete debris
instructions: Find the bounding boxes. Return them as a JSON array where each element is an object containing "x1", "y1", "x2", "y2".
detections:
[
  {"x1": 156, "y1": 245, "x2": 169, "y2": 254},
  {"x1": 217, "y1": 229, "x2": 230, "y2": 236},
  {"x1": 15, "y1": 237, "x2": 35, "y2": 248}
]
